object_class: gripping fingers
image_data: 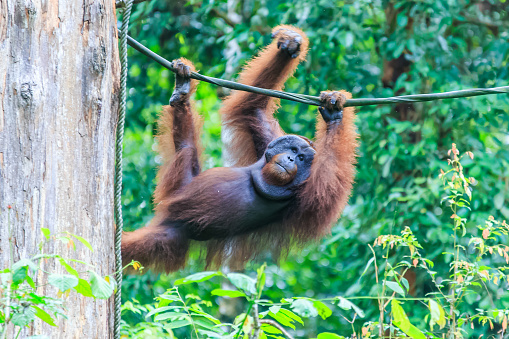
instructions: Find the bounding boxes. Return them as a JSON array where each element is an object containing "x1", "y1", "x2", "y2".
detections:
[
  {"x1": 172, "y1": 59, "x2": 192, "y2": 78},
  {"x1": 170, "y1": 60, "x2": 192, "y2": 106},
  {"x1": 319, "y1": 91, "x2": 347, "y2": 123}
]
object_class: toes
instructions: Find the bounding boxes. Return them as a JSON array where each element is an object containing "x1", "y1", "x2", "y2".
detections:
[
  {"x1": 319, "y1": 92, "x2": 330, "y2": 108},
  {"x1": 320, "y1": 91, "x2": 346, "y2": 109},
  {"x1": 286, "y1": 40, "x2": 300, "y2": 57},
  {"x1": 320, "y1": 91, "x2": 347, "y2": 111},
  {"x1": 275, "y1": 29, "x2": 303, "y2": 58},
  {"x1": 279, "y1": 38, "x2": 300, "y2": 57},
  {"x1": 271, "y1": 28, "x2": 282, "y2": 39},
  {"x1": 323, "y1": 93, "x2": 335, "y2": 110},
  {"x1": 178, "y1": 64, "x2": 190, "y2": 78},
  {"x1": 334, "y1": 92, "x2": 347, "y2": 110}
]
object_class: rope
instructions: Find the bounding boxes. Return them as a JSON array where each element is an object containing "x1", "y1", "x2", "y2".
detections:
[
  {"x1": 127, "y1": 35, "x2": 509, "y2": 107},
  {"x1": 114, "y1": 1, "x2": 133, "y2": 338},
  {"x1": 113, "y1": 8, "x2": 507, "y2": 336}
]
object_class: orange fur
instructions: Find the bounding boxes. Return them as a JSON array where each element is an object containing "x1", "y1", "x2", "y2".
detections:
[
  {"x1": 122, "y1": 27, "x2": 358, "y2": 273},
  {"x1": 291, "y1": 90, "x2": 358, "y2": 240},
  {"x1": 154, "y1": 58, "x2": 203, "y2": 203},
  {"x1": 221, "y1": 25, "x2": 309, "y2": 167},
  {"x1": 213, "y1": 91, "x2": 358, "y2": 269}
]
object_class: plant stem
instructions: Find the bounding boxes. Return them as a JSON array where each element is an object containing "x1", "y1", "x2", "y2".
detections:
[
  {"x1": 449, "y1": 204, "x2": 458, "y2": 339},
  {"x1": 234, "y1": 300, "x2": 255, "y2": 339},
  {"x1": 175, "y1": 287, "x2": 199, "y2": 339},
  {"x1": 249, "y1": 303, "x2": 261, "y2": 339},
  {"x1": 379, "y1": 219, "x2": 394, "y2": 337}
]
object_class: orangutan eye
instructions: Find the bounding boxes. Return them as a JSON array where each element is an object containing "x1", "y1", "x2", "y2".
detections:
[
  {"x1": 291, "y1": 148, "x2": 298, "y2": 154},
  {"x1": 298, "y1": 155, "x2": 304, "y2": 161}
]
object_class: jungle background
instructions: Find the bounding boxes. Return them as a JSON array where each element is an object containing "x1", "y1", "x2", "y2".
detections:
[{"x1": 119, "y1": 0, "x2": 509, "y2": 337}]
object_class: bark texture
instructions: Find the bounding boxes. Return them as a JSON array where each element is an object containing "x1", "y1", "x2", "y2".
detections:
[{"x1": 0, "y1": 0, "x2": 119, "y2": 337}]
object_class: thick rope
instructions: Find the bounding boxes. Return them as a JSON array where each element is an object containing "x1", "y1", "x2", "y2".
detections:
[
  {"x1": 127, "y1": 35, "x2": 509, "y2": 107},
  {"x1": 114, "y1": 1, "x2": 133, "y2": 338}
]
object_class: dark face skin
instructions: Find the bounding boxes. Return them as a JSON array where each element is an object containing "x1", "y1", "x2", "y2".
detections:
[{"x1": 252, "y1": 135, "x2": 316, "y2": 201}]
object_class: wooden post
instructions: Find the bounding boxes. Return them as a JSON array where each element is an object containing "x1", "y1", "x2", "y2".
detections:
[{"x1": 0, "y1": 1, "x2": 120, "y2": 337}]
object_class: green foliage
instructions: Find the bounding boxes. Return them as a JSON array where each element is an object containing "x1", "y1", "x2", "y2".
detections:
[
  {"x1": 119, "y1": 0, "x2": 509, "y2": 337},
  {"x1": 121, "y1": 264, "x2": 343, "y2": 338},
  {"x1": 0, "y1": 224, "x2": 115, "y2": 338},
  {"x1": 362, "y1": 144, "x2": 509, "y2": 338}
]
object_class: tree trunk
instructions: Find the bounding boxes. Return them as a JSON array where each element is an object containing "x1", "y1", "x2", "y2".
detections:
[{"x1": 0, "y1": 1, "x2": 119, "y2": 338}]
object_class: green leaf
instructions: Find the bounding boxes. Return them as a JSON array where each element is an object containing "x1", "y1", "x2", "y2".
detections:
[
  {"x1": 360, "y1": 257, "x2": 375, "y2": 279},
  {"x1": 89, "y1": 271, "x2": 114, "y2": 299},
  {"x1": 69, "y1": 233, "x2": 94, "y2": 252},
  {"x1": 32, "y1": 306, "x2": 57, "y2": 327},
  {"x1": 158, "y1": 293, "x2": 180, "y2": 303},
  {"x1": 48, "y1": 274, "x2": 79, "y2": 292},
  {"x1": 41, "y1": 228, "x2": 51, "y2": 239},
  {"x1": 313, "y1": 300, "x2": 332, "y2": 320},
  {"x1": 163, "y1": 318, "x2": 192, "y2": 330},
  {"x1": 382, "y1": 156, "x2": 393, "y2": 178},
  {"x1": 267, "y1": 307, "x2": 304, "y2": 330},
  {"x1": 391, "y1": 300, "x2": 426, "y2": 339},
  {"x1": 429, "y1": 300, "x2": 446, "y2": 330},
  {"x1": 226, "y1": 273, "x2": 256, "y2": 295},
  {"x1": 269, "y1": 305, "x2": 281, "y2": 314},
  {"x1": 386, "y1": 281, "x2": 406, "y2": 297},
  {"x1": 191, "y1": 309, "x2": 221, "y2": 325},
  {"x1": 268, "y1": 310, "x2": 296, "y2": 329},
  {"x1": 396, "y1": 13, "x2": 408, "y2": 28},
  {"x1": 392, "y1": 299, "x2": 410, "y2": 328},
  {"x1": 334, "y1": 297, "x2": 365, "y2": 318},
  {"x1": 256, "y1": 264, "x2": 267, "y2": 298},
  {"x1": 11, "y1": 307, "x2": 36, "y2": 327},
  {"x1": 437, "y1": 35, "x2": 448, "y2": 51},
  {"x1": 291, "y1": 299, "x2": 318, "y2": 318},
  {"x1": 400, "y1": 277, "x2": 410, "y2": 292},
  {"x1": 26, "y1": 275, "x2": 36, "y2": 288},
  {"x1": 344, "y1": 32, "x2": 354, "y2": 48},
  {"x1": 193, "y1": 317, "x2": 218, "y2": 330},
  {"x1": 154, "y1": 312, "x2": 187, "y2": 322},
  {"x1": 12, "y1": 258, "x2": 38, "y2": 272},
  {"x1": 261, "y1": 323, "x2": 283, "y2": 334},
  {"x1": 494, "y1": 191, "x2": 505, "y2": 209},
  {"x1": 12, "y1": 265, "x2": 28, "y2": 285},
  {"x1": 59, "y1": 258, "x2": 78, "y2": 278},
  {"x1": 73, "y1": 278, "x2": 94, "y2": 298},
  {"x1": 174, "y1": 271, "x2": 222, "y2": 285},
  {"x1": 210, "y1": 288, "x2": 246, "y2": 298},
  {"x1": 317, "y1": 333, "x2": 345, "y2": 339},
  {"x1": 280, "y1": 308, "x2": 304, "y2": 326},
  {"x1": 393, "y1": 43, "x2": 405, "y2": 58},
  {"x1": 146, "y1": 306, "x2": 181, "y2": 318}
]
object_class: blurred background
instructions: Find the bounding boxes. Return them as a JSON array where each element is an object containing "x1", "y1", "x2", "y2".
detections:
[{"x1": 120, "y1": 0, "x2": 509, "y2": 337}]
